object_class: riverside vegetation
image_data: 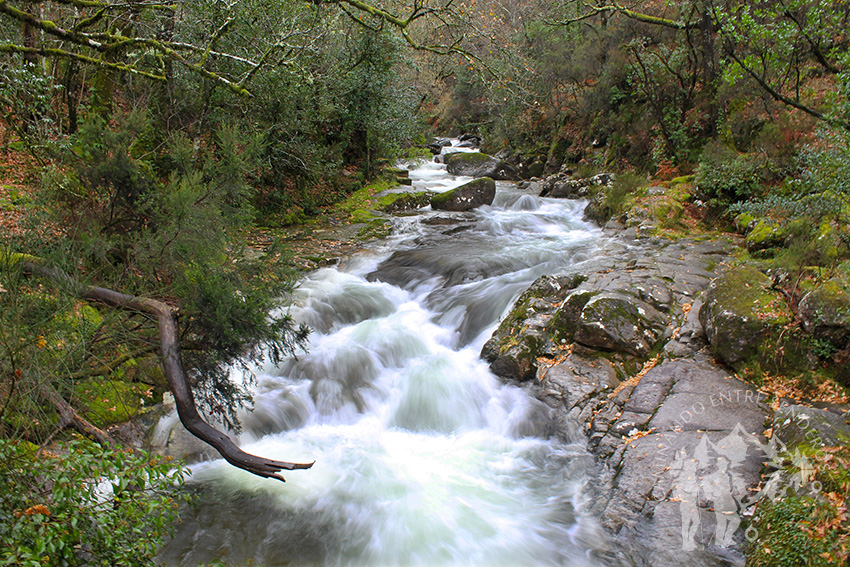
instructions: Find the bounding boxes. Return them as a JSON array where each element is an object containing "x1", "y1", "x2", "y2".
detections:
[{"x1": 1, "y1": 0, "x2": 849, "y2": 564}]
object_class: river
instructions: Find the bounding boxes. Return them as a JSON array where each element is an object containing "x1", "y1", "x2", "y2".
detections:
[{"x1": 159, "y1": 142, "x2": 612, "y2": 566}]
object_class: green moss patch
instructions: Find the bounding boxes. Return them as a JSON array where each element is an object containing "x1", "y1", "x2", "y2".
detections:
[
  {"x1": 747, "y1": 445, "x2": 850, "y2": 567},
  {"x1": 73, "y1": 379, "x2": 152, "y2": 427}
]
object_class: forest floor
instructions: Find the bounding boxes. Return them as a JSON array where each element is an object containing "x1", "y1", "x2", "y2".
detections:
[{"x1": 0, "y1": 146, "x2": 39, "y2": 238}]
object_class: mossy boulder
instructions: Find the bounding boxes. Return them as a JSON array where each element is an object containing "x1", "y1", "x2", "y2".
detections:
[
  {"x1": 524, "y1": 160, "x2": 545, "y2": 179},
  {"x1": 699, "y1": 265, "x2": 794, "y2": 367},
  {"x1": 550, "y1": 289, "x2": 596, "y2": 341},
  {"x1": 745, "y1": 220, "x2": 787, "y2": 254},
  {"x1": 482, "y1": 274, "x2": 584, "y2": 380},
  {"x1": 734, "y1": 212, "x2": 757, "y2": 234},
  {"x1": 810, "y1": 218, "x2": 850, "y2": 266},
  {"x1": 572, "y1": 292, "x2": 667, "y2": 357},
  {"x1": 445, "y1": 152, "x2": 517, "y2": 180},
  {"x1": 74, "y1": 379, "x2": 150, "y2": 427},
  {"x1": 430, "y1": 177, "x2": 496, "y2": 212},
  {"x1": 551, "y1": 288, "x2": 668, "y2": 357},
  {"x1": 798, "y1": 277, "x2": 850, "y2": 348},
  {"x1": 377, "y1": 191, "x2": 431, "y2": 213}
]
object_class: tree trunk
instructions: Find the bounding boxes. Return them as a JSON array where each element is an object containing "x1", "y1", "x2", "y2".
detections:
[{"x1": 21, "y1": 260, "x2": 314, "y2": 482}]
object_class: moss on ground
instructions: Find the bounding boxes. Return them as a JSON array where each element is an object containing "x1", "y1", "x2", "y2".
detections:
[
  {"x1": 746, "y1": 445, "x2": 850, "y2": 566},
  {"x1": 73, "y1": 379, "x2": 152, "y2": 427}
]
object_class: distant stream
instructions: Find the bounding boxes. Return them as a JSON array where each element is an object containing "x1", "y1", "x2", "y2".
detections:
[{"x1": 159, "y1": 142, "x2": 611, "y2": 566}]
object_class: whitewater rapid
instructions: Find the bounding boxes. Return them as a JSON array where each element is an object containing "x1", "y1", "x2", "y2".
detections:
[{"x1": 159, "y1": 143, "x2": 611, "y2": 566}]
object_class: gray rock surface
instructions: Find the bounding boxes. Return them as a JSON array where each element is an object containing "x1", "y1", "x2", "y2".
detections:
[
  {"x1": 445, "y1": 152, "x2": 517, "y2": 180},
  {"x1": 485, "y1": 229, "x2": 772, "y2": 567},
  {"x1": 430, "y1": 177, "x2": 496, "y2": 212}
]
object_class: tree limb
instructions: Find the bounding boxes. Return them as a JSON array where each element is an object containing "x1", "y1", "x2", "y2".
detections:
[
  {"x1": 724, "y1": 46, "x2": 850, "y2": 131},
  {"x1": 19, "y1": 260, "x2": 314, "y2": 482},
  {"x1": 37, "y1": 382, "x2": 116, "y2": 446},
  {"x1": 548, "y1": 1, "x2": 697, "y2": 30}
]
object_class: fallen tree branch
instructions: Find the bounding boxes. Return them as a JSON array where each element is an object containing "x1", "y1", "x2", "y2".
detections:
[
  {"x1": 19, "y1": 260, "x2": 314, "y2": 482},
  {"x1": 37, "y1": 382, "x2": 116, "y2": 447}
]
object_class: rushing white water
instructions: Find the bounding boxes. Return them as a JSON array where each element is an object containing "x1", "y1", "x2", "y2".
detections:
[{"x1": 160, "y1": 143, "x2": 610, "y2": 567}]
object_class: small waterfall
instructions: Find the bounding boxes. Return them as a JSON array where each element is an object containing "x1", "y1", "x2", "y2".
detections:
[{"x1": 159, "y1": 141, "x2": 610, "y2": 566}]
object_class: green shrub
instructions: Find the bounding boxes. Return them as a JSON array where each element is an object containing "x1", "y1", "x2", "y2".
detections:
[
  {"x1": 694, "y1": 143, "x2": 770, "y2": 205},
  {"x1": 0, "y1": 439, "x2": 188, "y2": 566}
]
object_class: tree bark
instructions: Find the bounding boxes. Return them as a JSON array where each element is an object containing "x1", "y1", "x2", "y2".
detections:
[
  {"x1": 38, "y1": 382, "x2": 116, "y2": 446},
  {"x1": 21, "y1": 260, "x2": 314, "y2": 482}
]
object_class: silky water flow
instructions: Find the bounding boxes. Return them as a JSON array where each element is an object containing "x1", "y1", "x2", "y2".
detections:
[{"x1": 159, "y1": 142, "x2": 612, "y2": 567}]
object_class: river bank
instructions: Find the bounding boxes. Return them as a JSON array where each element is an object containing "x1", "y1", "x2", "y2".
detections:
[{"x1": 149, "y1": 147, "x2": 850, "y2": 566}]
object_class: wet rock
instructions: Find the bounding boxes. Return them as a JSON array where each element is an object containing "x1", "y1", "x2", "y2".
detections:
[
  {"x1": 430, "y1": 177, "x2": 496, "y2": 212},
  {"x1": 540, "y1": 173, "x2": 614, "y2": 199},
  {"x1": 486, "y1": 332, "x2": 543, "y2": 381},
  {"x1": 482, "y1": 274, "x2": 584, "y2": 380},
  {"x1": 445, "y1": 152, "x2": 517, "y2": 180},
  {"x1": 773, "y1": 403, "x2": 850, "y2": 448},
  {"x1": 557, "y1": 291, "x2": 668, "y2": 357},
  {"x1": 539, "y1": 355, "x2": 619, "y2": 410}
]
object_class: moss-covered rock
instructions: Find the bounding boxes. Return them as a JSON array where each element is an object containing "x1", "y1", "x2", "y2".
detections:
[
  {"x1": 74, "y1": 379, "x2": 150, "y2": 427},
  {"x1": 356, "y1": 220, "x2": 393, "y2": 241},
  {"x1": 734, "y1": 212, "x2": 757, "y2": 234},
  {"x1": 550, "y1": 289, "x2": 597, "y2": 341},
  {"x1": 430, "y1": 177, "x2": 496, "y2": 212},
  {"x1": 524, "y1": 160, "x2": 545, "y2": 179},
  {"x1": 745, "y1": 220, "x2": 787, "y2": 254},
  {"x1": 811, "y1": 218, "x2": 850, "y2": 266},
  {"x1": 699, "y1": 265, "x2": 794, "y2": 367},
  {"x1": 445, "y1": 152, "x2": 517, "y2": 180},
  {"x1": 482, "y1": 274, "x2": 585, "y2": 380},
  {"x1": 798, "y1": 277, "x2": 850, "y2": 348},
  {"x1": 377, "y1": 191, "x2": 432, "y2": 213},
  {"x1": 572, "y1": 292, "x2": 667, "y2": 357}
]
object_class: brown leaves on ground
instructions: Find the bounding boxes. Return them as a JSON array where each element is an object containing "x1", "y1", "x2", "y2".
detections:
[
  {"x1": 758, "y1": 373, "x2": 850, "y2": 407},
  {"x1": 0, "y1": 145, "x2": 40, "y2": 239},
  {"x1": 609, "y1": 355, "x2": 660, "y2": 398}
]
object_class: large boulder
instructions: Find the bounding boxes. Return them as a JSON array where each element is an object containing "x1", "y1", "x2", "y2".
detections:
[
  {"x1": 540, "y1": 173, "x2": 614, "y2": 199},
  {"x1": 430, "y1": 177, "x2": 496, "y2": 212},
  {"x1": 553, "y1": 290, "x2": 668, "y2": 357},
  {"x1": 445, "y1": 152, "x2": 517, "y2": 180},
  {"x1": 481, "y1": 274, "x2": 583, "y2": 380},
  {"x1": 699, "y1": 265, "x2": 794, "y2": 367},
  {"x1": 798, "y1": 277, "x2": 850, "y2": 348}
]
